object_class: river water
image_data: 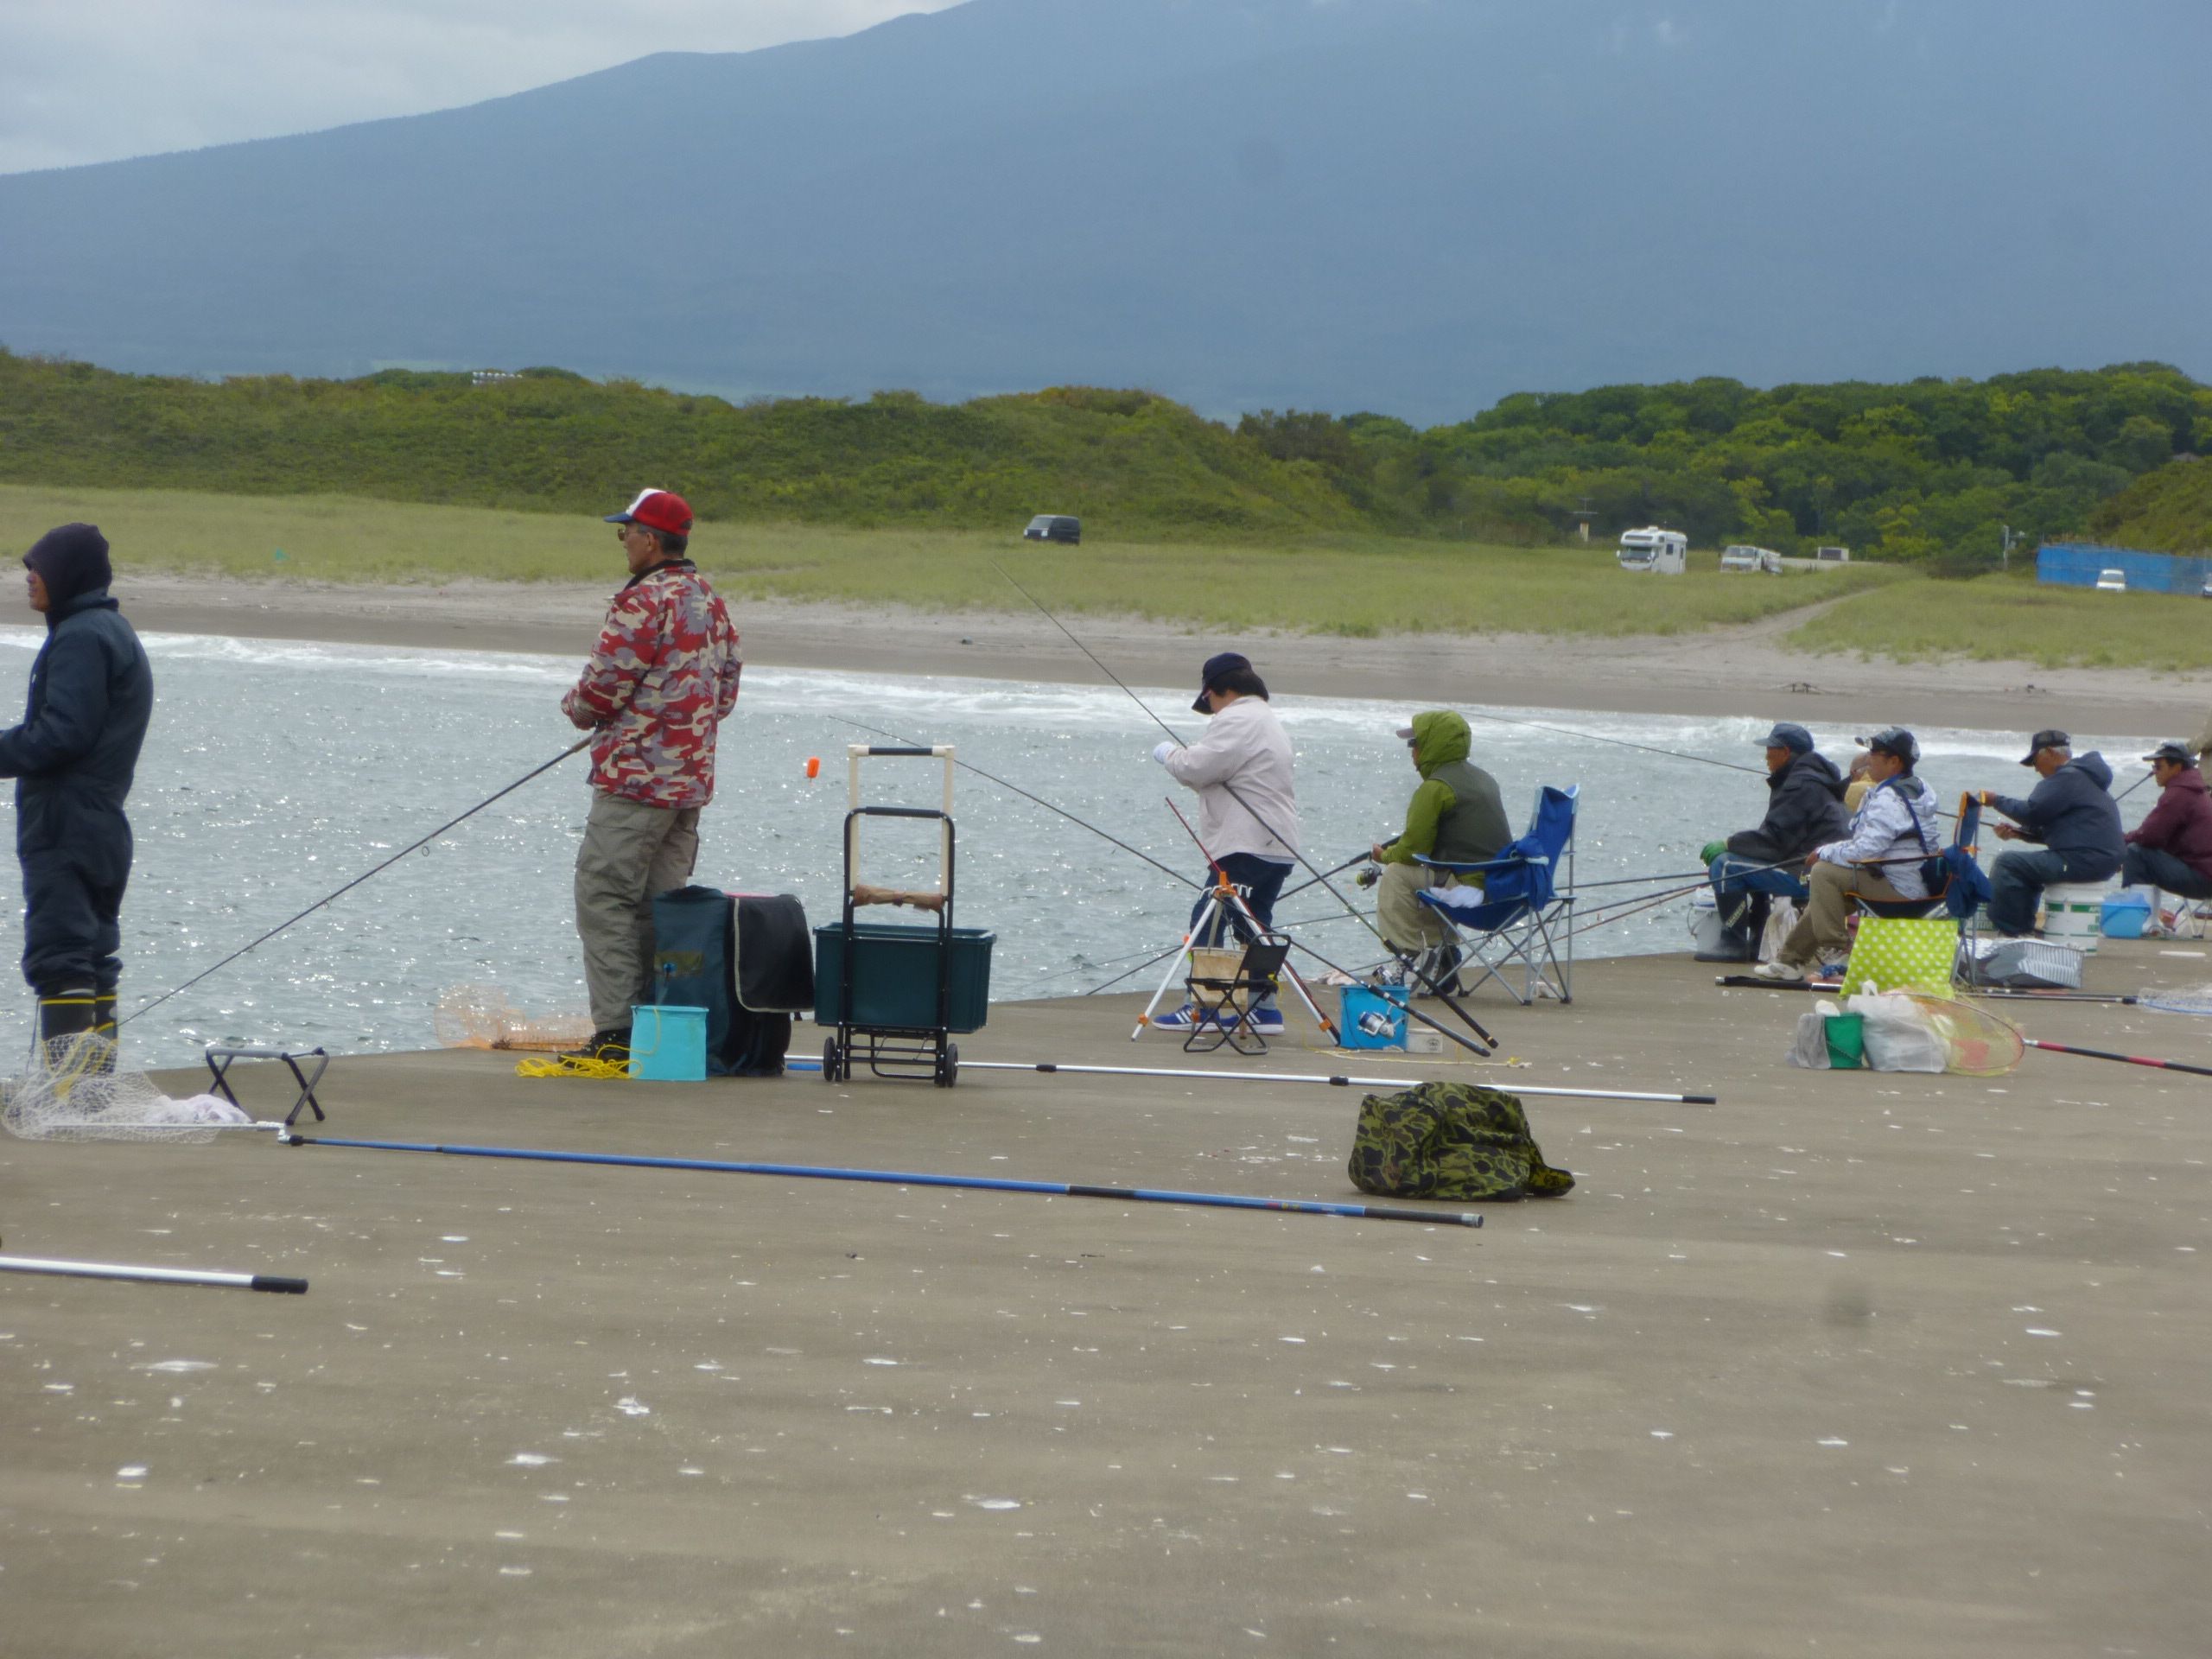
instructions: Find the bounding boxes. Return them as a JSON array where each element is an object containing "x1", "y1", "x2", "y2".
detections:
[{"x1": 0, "y1": 626, "x2": 2164, "y2": 1070}]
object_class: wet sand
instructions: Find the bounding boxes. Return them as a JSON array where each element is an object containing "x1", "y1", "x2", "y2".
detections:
[
  {"x1": 118, "y1": 573, "x2": 2203, "y2": 738},
  {"x1": 4, "y1": 944, "x2": 2209, "y2": 1656}
]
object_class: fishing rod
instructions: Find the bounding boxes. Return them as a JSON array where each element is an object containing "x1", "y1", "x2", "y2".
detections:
[
  {"x1": 277, "y1": 1131, "x2": 1483, "y2": 1228},
  {"x1": 785, "y1": 1055, "x2": 1713, "y2": 1104},
  {"x1": 121, "y1": 735, "x2": 594, "y2": 1029},
  {"x1": 2023, "y1": 1038, "x2": 2212, "y2": 1078},
  {"x1": 988, "y1": 562, "x2": 1478, "y2": 1017},
  {"x1": 818, "y1": 710, "x2": 1198, "y2": 892},
  {"x1": 0, "y1": 1254, "x2": 308, "y2": 1294},
  {"x1": 920, "y1": 1059, "x2": 1715, "y2": 1104},
  {"x1": 1277, "y1": 852, "x2": 1371, "y2": 901}
]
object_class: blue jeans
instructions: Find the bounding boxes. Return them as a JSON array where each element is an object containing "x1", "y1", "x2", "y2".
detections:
[
  {"x1": 1707, "y1": 854, "x2": 1810, "y2": 915},
  {"x1": 1988, "y1": 848, "x2": 2071, "y2": 937},
  {"x1": 1188, "y1": 854, "x2": 1291, "y2": 1009}
]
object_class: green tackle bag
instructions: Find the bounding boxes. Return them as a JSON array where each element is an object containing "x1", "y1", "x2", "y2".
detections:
[{"x1": 1346, "y1": 1081, "x2": 1574, "y2": 1203}]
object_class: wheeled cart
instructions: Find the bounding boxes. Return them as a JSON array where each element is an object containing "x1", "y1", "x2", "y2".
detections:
[{"x1": 816, "y1": 745, "x2": 995, "y2": 1086}]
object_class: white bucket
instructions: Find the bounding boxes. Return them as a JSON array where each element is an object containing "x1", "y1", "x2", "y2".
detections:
[{"x1": 2042, "y1": 878, "x2": 2117, "y2": 954}]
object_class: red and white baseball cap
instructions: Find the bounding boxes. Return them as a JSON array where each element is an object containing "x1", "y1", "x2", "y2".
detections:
[{"x1": 604, "y1": 488, "x2": 694, "y2": 535}]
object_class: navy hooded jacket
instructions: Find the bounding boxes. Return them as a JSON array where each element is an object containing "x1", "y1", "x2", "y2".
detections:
[
  {"x1": 0, "y1": 556, "x2": 154, "y2": 865},
  {"x1": 1989, "y1": 752, "x2": 2123, "y2": 880},
  {"x1": 1726, "y1": 749, "x2": 1849, "y2": 864}
]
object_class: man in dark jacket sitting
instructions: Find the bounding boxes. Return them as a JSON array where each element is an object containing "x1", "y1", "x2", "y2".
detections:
[
  {"x1": 1979, "y1": 729, "x2": 2123, "y2": 937},
  {"x1": 0, "y1": 524, "x2": 154, "y2": 1048},
  {"x1": 2122, "y1": 741, "x2": 2212, "y2": 902},
  {"x1": 1700, "y1": 722, "x2": 1849, "y2": 961}
]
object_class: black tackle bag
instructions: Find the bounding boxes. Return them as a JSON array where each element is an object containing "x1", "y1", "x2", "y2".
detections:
[{"x1": 652, "y1": 887, "x2": 814, "y2": 1077}]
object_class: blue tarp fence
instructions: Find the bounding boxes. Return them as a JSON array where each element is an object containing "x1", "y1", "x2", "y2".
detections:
[{"x1": 2037, "y1": 543, "x2": 2210, "y2": 595}]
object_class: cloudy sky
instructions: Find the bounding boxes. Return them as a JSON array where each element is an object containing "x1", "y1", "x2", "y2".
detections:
[{"x1": 0, "y1": 1, "x2": 964, "y2": 175}]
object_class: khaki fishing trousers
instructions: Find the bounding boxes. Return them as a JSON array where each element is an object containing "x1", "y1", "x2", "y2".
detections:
[
  {"x1": 575, "y1": 791, "x2": 701, "y2": 1031},
  {"x1": 1377, "y1": 862, "x2": 1465, "y2": 953}
]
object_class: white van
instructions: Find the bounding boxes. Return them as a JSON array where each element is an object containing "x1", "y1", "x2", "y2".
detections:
[
  {"x1": 1617, "y1": 526, "x2": 1688, "y2": 575},
  {"x1": 1719, "y1": 544, "x2": 1782, "y2": 574},
  {"x1": 1815, "y1": 544, "x2": 1851, "y2": 563}
]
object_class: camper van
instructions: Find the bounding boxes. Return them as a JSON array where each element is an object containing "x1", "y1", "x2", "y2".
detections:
[{"x1": 1617, "y1": 526, "x2": 1688, "y2": 574}]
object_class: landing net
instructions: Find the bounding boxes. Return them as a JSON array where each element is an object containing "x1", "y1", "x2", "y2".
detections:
[
  {"x1": 1899, "y1": 992, "x2": 2026, "y2": 1077},
  {"x1": 2139, "y1": 983, "x2": 2212, "y2": 1016},
  {"x1": 3, "y1": 1033, "x2": 255, "y2": 1144},
  {"x1": 435, "y1": 984, "x2": 593, "y2": 1053}
]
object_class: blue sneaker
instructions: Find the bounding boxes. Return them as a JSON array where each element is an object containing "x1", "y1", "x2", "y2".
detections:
[
  {"x1": 1149, "y1": 1005, "x2": 1217, "y2": 1032},
  {"x1": 1243, "y1": 1007, "x2": 1285, "y2": 1036}
]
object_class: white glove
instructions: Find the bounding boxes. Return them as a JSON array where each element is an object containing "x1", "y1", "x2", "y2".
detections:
[{"x1": 1152, "y1": 741, "x2": 1176, "y2": 766}]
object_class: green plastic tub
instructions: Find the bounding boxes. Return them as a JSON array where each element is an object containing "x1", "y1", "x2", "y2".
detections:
[{"x1": 814, "y1": 922, "x2": 995, "y2": 1033}]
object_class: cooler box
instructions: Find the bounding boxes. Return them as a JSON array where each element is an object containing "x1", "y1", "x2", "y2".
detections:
[
  {"x1": 1339, "y1": 985, "x2": 1409, "y2": 1050},
  {"x1": 813, "y1": 922, "x2": 995, "y2": 1033}
]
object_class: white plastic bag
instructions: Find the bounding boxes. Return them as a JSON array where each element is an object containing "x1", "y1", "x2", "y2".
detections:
[
  {"x1": 1759, "y1": 898, "x2": 1799, "y2": 964},
  {"x1": 1846, "y1": 991, "x2": 1945, "y2": 1073}
]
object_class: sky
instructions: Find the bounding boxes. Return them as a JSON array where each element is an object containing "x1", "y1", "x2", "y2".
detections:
[{"x1": 0, "y1": 0, "x2": 965, "y2": 175}]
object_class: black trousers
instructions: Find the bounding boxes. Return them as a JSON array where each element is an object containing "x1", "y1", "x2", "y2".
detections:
[{"x1": 21, "y1": 844, "x2": 129, "y2": 998}]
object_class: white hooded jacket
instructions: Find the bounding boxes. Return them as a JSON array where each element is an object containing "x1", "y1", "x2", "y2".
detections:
[{"x1": 1161, "y1": 695, "x2": 1301, "y2": 865}]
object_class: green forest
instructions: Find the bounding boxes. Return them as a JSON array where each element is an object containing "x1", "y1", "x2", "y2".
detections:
[{"x1": 3, "y1": 349, "x2": 2206, "y2": 570}]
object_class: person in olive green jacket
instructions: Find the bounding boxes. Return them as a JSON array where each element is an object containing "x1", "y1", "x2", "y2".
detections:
[{"x1": 1370, "y1": 710, "x2": 1510, "y2": 963}]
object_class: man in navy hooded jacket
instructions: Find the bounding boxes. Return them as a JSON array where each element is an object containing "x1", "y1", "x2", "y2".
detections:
[
  {"x1": 0, "y1": 524, "x2": 154, "y2": 1046},
  {"x1": 1979, "y1": 728, "x2": 2122, "y2": 937}
]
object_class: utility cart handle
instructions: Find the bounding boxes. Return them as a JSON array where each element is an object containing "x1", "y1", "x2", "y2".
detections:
[{"x1": 846, "y1": 743, "x2": 955, "y2": 817}]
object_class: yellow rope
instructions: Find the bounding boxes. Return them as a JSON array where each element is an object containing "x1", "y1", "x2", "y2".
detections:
[{"x1": 513, "y1": 1052, "x2": 632, "y2": 1080}]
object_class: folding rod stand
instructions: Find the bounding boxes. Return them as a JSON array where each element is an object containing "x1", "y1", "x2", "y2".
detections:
[
  {"x1": 205, "y1": 1046, "x2": 329, "y2": 1128},
  {"x1": 1131, "y1": 868, "x2": 1330, "y2": 1040}
]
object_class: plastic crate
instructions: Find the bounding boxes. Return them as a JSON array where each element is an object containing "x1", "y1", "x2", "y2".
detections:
[{"x1": 814, "y1": 922, "x2": 995, "y2": 1033}]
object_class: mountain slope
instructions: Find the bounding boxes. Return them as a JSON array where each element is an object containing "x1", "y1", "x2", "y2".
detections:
[{"x1": 1, "y1": 0, "x2": 2205, "y2": 421}]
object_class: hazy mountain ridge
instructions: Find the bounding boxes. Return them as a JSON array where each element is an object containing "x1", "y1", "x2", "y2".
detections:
[{"x1": 0, "y1": 0, "x2": 2204, "y2": 421}]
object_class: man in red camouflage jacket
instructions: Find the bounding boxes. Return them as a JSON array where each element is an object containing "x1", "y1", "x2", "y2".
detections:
[{"x1": 561, "y1": 488, "x2": 741, "y2": 1059}]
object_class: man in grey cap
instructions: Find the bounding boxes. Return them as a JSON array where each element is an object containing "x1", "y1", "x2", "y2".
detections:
[
  {"x1": 1977, "y1": 729, "x2": 2122, "y2": 938},
  {"x1": 1696, "y1": 722, "x2": 1848, "y2": 961}
]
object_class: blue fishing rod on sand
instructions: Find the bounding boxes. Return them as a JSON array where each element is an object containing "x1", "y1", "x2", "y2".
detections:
[{"x1": 276, "y1": 1131, "x2": 1483, "y2": 1228}]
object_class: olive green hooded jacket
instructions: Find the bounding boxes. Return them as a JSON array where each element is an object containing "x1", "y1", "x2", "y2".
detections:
[{"x1": 1379, "y1": 711, "x2": 1510, "y2": 869}]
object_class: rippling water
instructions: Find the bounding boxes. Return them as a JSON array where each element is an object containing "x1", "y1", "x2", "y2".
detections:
[{"x1": 0, "y1": 626, "x2": 2162, "y2": 1069}]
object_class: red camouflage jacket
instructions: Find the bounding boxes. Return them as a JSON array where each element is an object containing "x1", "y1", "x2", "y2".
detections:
[{"x1": 562, "y1": 562, "x2": 741, "y2": 808}]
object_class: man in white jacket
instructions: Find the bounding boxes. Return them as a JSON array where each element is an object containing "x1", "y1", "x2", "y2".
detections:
[
  {"x1": 1756, "y1": 726, "x2": 1943, "y2": 981},
  {"x1": 1151, "y1": 652, "x2": 1302, "y2": 1034}
]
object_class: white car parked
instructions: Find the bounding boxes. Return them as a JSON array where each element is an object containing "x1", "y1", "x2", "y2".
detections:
[{"x1": 2094, "y1": 569, "x2": 2126, "y2": 593}]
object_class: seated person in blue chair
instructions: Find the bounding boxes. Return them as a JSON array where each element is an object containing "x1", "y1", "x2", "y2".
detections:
[
  {"x1": 1698, "y1": 721, "x2": 1849, "y2": 962},
  {"x1": 1370, "y1": 711, "x2": 1510, "y2": 991},
  {"x1": 1976, "y1": 729, "x2": 2123, "y2": 938},
  {"x1": 1756, "y1": 727, "x2": 1942, "y2": 981}
]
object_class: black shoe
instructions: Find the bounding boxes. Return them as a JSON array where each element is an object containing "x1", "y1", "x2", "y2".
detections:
[{"x1": 561, "y1": 1027, "x2": 631, "y2": 1064}]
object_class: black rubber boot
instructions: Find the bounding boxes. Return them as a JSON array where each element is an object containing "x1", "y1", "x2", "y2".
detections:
[
  {"x1": 38, "y1": 992, "x2": 99, "y2": 1042},
  {"x1": 93, "y1": 994, "x2": 118, "y2": 1039},
  {"x1": 559, "y1": 1027, "x2": 632, "y2": 1065}
]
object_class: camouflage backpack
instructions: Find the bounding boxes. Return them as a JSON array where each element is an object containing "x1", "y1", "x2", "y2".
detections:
[{"x1": 1346, "y1": 1081, "x2": 1573, "y2": 1202}]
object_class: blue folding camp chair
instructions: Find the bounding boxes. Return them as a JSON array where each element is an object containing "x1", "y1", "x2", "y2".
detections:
[
  {"x1": 1848, "y1": 792, "x2": 1990, "y2": 925},
  {"x1": 1411, "y1": 785, "x2": 1578, "y2": 1006}
]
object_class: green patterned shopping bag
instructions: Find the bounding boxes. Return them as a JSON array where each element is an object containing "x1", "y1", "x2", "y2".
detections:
[{"x1": 1839, "y1": 916, "x2": 1956, "y2": 995}]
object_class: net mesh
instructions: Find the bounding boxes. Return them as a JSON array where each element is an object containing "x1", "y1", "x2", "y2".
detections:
[
  {"x1": 1907, "y1": 992, "x2": 2027, "y2": 1077},
  {"x1": 3, "y1": 1033, "x2": 255, "y2": 1144},
  {"x1": 2139, "y1": 982, "x2": 2212, "y2": 1016},
  {"x1": 435, "y1": 984, "x2": 593, "y2": 1052}
]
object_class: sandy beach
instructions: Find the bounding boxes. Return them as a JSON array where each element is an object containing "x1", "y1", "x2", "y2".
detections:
[{"x1": 118, "y1": 573, "x2": 2207, "y2": 739}]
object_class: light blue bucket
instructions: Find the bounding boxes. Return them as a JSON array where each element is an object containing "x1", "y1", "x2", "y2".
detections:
[{"x1": 628, "y1": 1004, "x2": 708, "y2": 1081}]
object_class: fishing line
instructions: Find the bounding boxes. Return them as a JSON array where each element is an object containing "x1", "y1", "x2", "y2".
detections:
[
  {"x1": 817, "y1": 710, "x2": 1198, "y2": 892},
  {"x1": 1459, "y1": 709, "x2": 1765, "y2": 776},
  {"x1": 122, "y1": 735, "x2": 594, "y2": 1029},
  {"x1": 988, "y1": 561, "x2": 1478, "y2": 1018}
]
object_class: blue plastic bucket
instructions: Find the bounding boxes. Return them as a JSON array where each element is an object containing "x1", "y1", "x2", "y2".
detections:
[
  {"x1": 2101, "y1": 890, "x2": 2153, "y2": 940},
  {"x1": 628, "y1": 1004, "x2": 708, "y2": 1081}
]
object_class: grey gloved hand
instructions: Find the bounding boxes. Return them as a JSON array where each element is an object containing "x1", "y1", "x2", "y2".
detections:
[{"x1": 1152, "y1": 741, "x2": 1176, "y2": 766}]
